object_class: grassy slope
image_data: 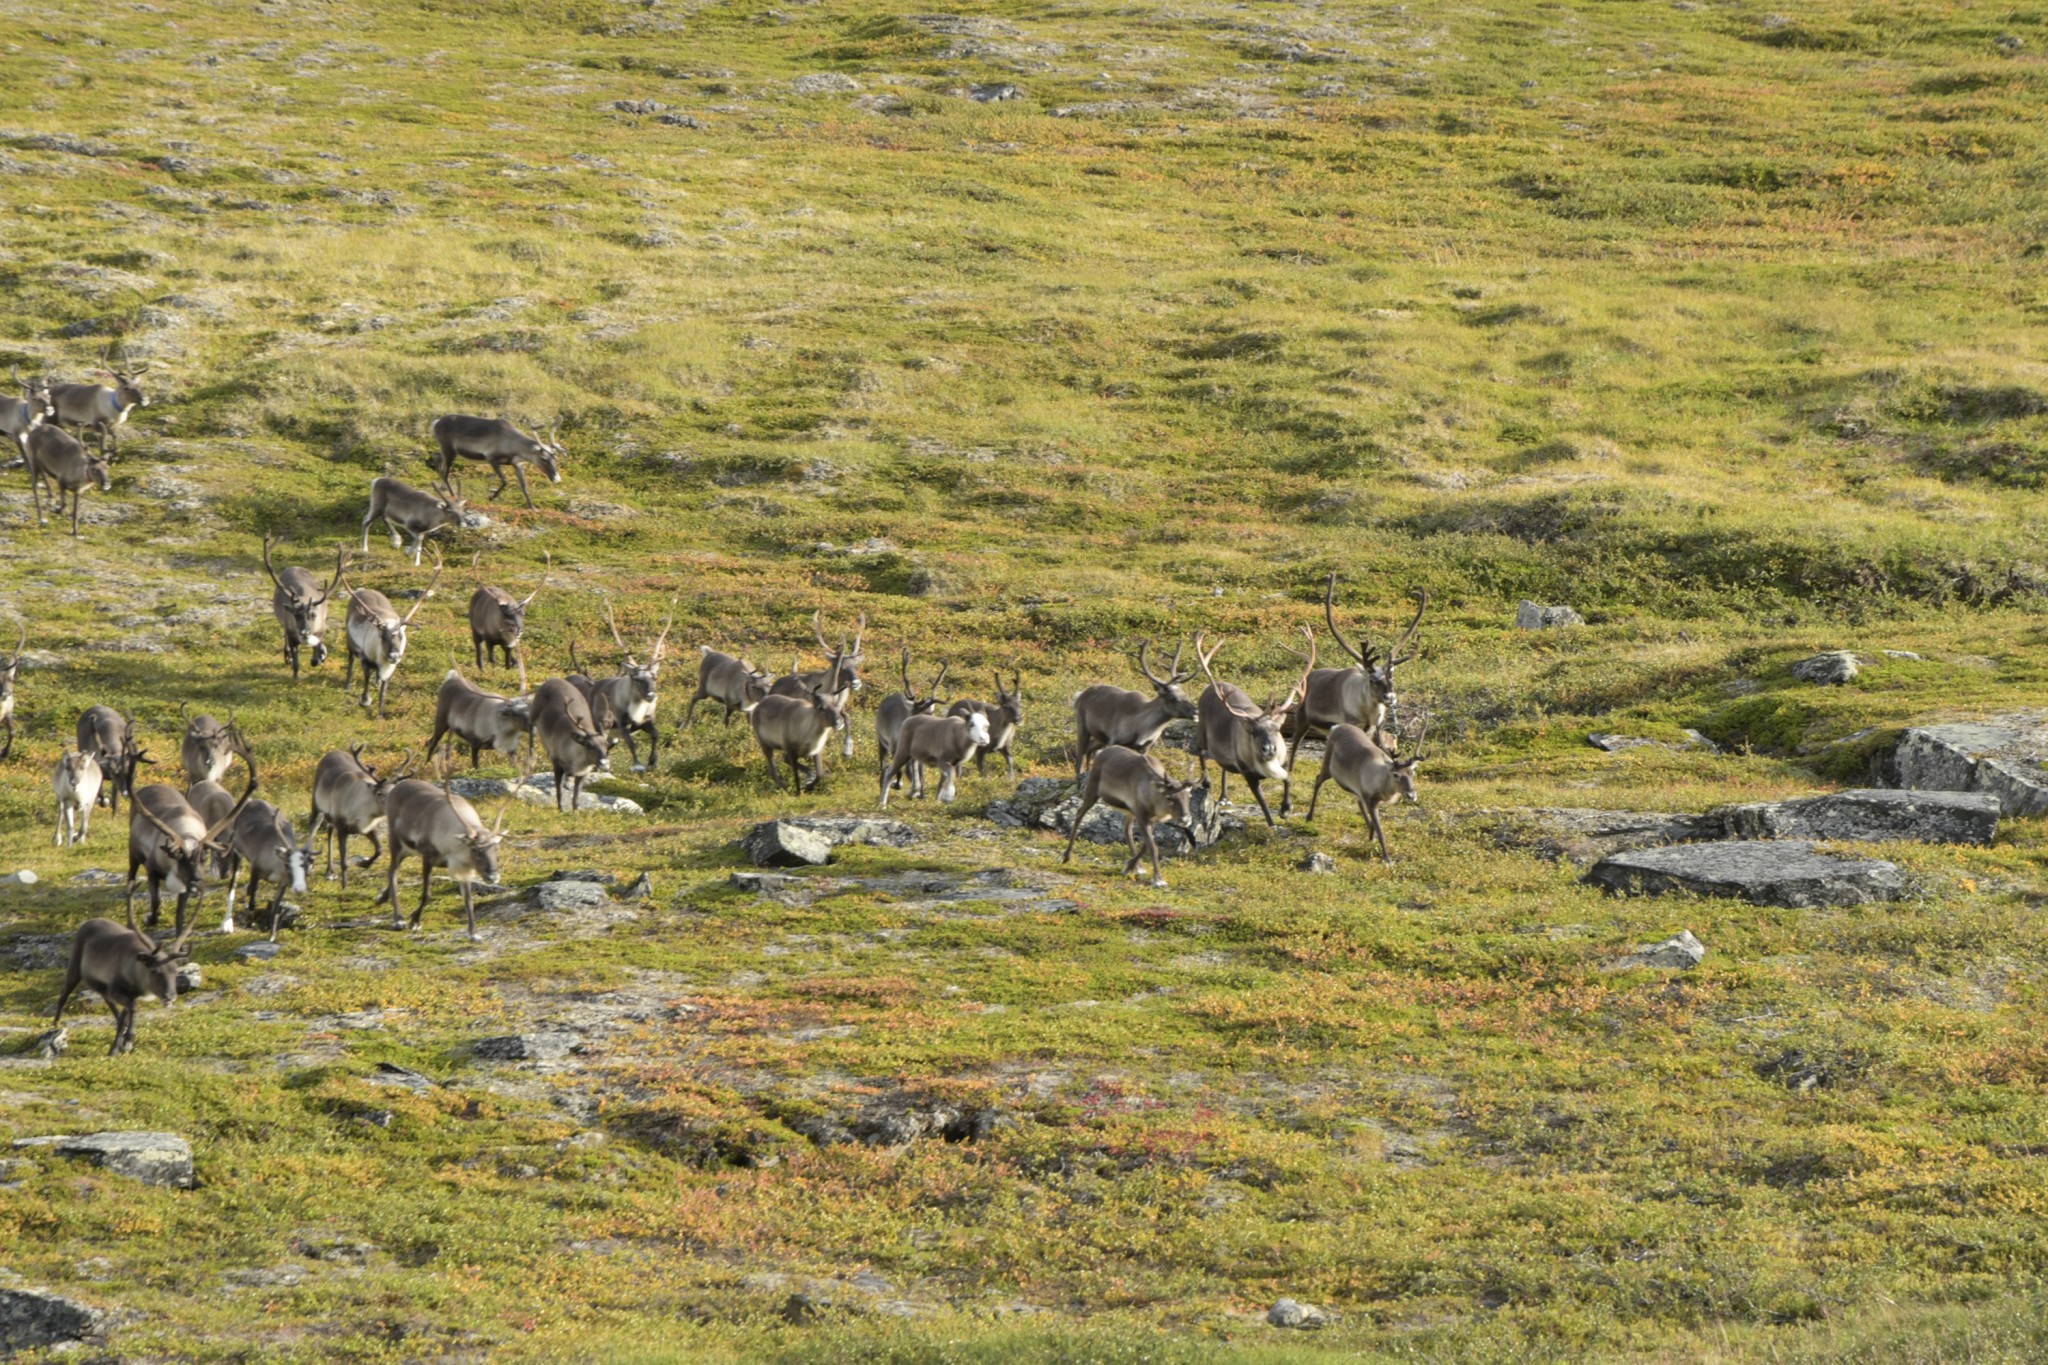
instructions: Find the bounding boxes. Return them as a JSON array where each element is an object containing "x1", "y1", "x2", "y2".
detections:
[{"x1": 1, "y1": 0, "x2": 2047, "y2": 1357}]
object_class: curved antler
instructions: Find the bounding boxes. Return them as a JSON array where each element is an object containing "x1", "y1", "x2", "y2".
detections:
[
  {"x1": 651, "y1": 595, "x2": 676, "y2": 666},
  {"x1": 811, "y1": 610, "x2": 830, "y2": 654},
  {"x1": 260, "y1": 534, "x2": 285, "y2": 591},
  {"x1": 1274, "y1": 624, "x2": 1317, "y2": 714},
  {"x1": 400, "y1": 549, "x2": 443, "y2": 625},
  {"x1": 520, "y1": 550, "x2": 551, "y2": 608},
  {"x1": 1323, "y1": 572, "x2": 1370, "y2": 668},
  {"x1": 1388, "y1": 589, "x2": 1428, "y2": 667},
  {"x1": 1134, "y1": 639, "x2": 1167, "y2": 687},
  {"x1": 202, "y1": 733, "x2": 259, "y2": 846},
  {"x1": 390, "y1": 746, "x2": 417, "y2": 781},
  {"x1": 602, "y1": 595, "x2": 633, "y2": 661},
  {"x1": 898, "y1": 644, "x2": 913, "y2": 696},
  {"x1": 1193, "y1": 632, "x2": 1226, "y2": 688}
]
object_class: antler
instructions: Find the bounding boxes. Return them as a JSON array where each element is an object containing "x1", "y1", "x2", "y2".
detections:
[
  {"x1": 259, "y1": 533, "x2": 287, "y2": 591},
  {"x1": 848, "y1": 613, "x2": 866, "y2": 659},
  {"x1": 520, "y1": 550, "x2": 551, "y2": 608},
  {"x1": 1193, "y1": 632, "x2": 1226, "y2": 688},
  {"x1": 390, "y1": 746, "x2": 417, "y2": 781},
  {"x1": 1388, "y1": 589, "x2": 1428, "y2": 667},
  {"x1": 650, "y1": 595, "x2": 676, "y2": 666},
  {"x1": 1406, "y1": 716, "x2": 1432, "y2": 762},
  {"x1": 898, "y1": 644, "x2": 913, "y2": 697},
  {"x1": 202, "y1": 738, "x2": 259, "y2": 847},
  {"x1": 1273, "y1": 624, "x2": 1317, "y2": 714},
  {"x1": 1135, "y1": 639, "x2": 1167, "y2": 687},
  {"x1": 928, "y1": 661, "x2": 949, "y2": 698},
  {"x1": 601, "y1": 595, "x2": 634, "y2": 662},
  {"x1": 400, "y1": 548, "x2": 443, "y2": 625},
  {"x1": 811, "y1": 610, "x2": 831, "y2": 654},
  {"x1": 547, "y1": 421, "x2": 562, "y2": 455},
  {"x1": 335, "y1": 546, "x2": 375, "y2": 613},
  {"x1": 1323, "y1": 573, "x2": 1371, "y2": 668}
]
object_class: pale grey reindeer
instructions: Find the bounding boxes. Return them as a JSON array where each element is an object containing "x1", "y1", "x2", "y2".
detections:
[
  {"x1": 750, "y1": 661, "x2": 848, "y2": 794},
  {"x1": 53, "y1": 745, "x2": 103, "y2": 846},
  {"x1": 50, "y1": 349, "x2": 149, "y2": 459},
  {"x1": 310, "y1": 744, "x2": 414, "y2": 889},
  {"x1": 767, "y1": 612, "x2": 866, "y2": 762},
  {"x1": 24, "y1": 424, "x2": 111, "y2": 537},
  {"x1": 52, "y1": 917, "x2": 192, "y2": 1056},
  {"x1": 1304, "y1": 720, "x2": 1430, "y2": 864},
  {"x1": 126, "y1": 745, "x2": 256, "y2": 939},
  {"x1": 468, "y1": 550, "x2": 549, "y2": 691},
  {"x1": 77, "y1": 704, "x2": 151, "y2": 815},
  {"x1": 948, "y1": 669, "x2": 1023, "y2": 782},
  {"x1": 875, "y1": 646, "x2": 947, "y2": 791},
  {"x1": 532, "y1": 677, "x2": 614, "y2": 811},
  {"x1": 219, "y1": 798, "x2": 320, "y2": 939},
  {"x1": 0, "y1": 371, "x2": 53, "y2": 457},
  {"x1": 430, "y1": 414, "x2": 564, "y2": 509},
  {"x1": 1192, "y1": 627, "x2": 1315, "y2": 827},
  {"x1": 425, "y1": 670, "x2": 533, "y2": 769},
  {"x1": 0, "y1": 620, "x2": 24, "y2": 760},
  {"x1": 1071, "y1": 638, "x2": 1198, "y2": 777},
  {"x1": 1060, "y1": 744, "x2": 1202, "y2": 889},
  {"x1": 362, "y1": 475, "x2": 467, "y2": 566},
  {"x1": 262, "y1": 536, "x2": 342, "y2": 679},
  {"x1": 340, "y1": 550, "x2": 441, "y2": 718},
  {"x1": 375, "y1": 772, "x2": 511, "y2": 940},
  {"x1": 878, "y1": 710, "x2": 989, "y2": 808},
  {"x1": 567, "y1": 595, "x2": 674, "y2": 771},
  {"x1": 178, "y1": 703, "x2": 241, "y2": 785},
  {"x1": 1286, "y1": 576, "x2": 1424, "y2": 783},
  {"x1": 685, "y1": 645, "x2": 772, "y2": 727}
]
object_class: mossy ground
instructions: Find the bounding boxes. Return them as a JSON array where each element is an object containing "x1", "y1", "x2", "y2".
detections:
[{"x1": 2, "y1": 0, "x2": 2047, "y2": 1358}]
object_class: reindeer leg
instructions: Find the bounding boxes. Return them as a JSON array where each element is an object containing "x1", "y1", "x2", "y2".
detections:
[
  {"x1": 621, "y1": 727, "x2": 643, "y2": 771},
  {"x1": 172, "y1": 887, "x2": 190, "y2": 942},
  {"x1": 553, "y1": 764, "x2": 567, "y2": 812},
  {"x1": 1246, "y1": 777, "x2": 1277, "y2": 828},
  {"x1": 107, "y1": 998, "x2": 128, "y2": 1056},
  {"x1": 412, "y1": 856, "x2": 432, "y2": 930},
  {"x1": 221, "y1": 857, "x2": 241, "y2": 933},
  {"x1": 513, "y1": 462, "x2": 534, "y2": 510},
  {"x1": 1121, "y1": 812, "x2": 1142, "y2": 877},
  {"x1": 70, "y1": 489, "x2": 81, "y2": 538},
  {"x1": 879, "y1": 756, "x2": 900, "y2": 809},
  {"x1": 1145, "y1": 821, "x2": 1167, "y2": 888},
  {"x1": 1004, "y1": 747, "x2": 1018, "y2": 782},
  {"x1": 488, "y1": 461, "x2": 509, "y2": 502},
  {"x1": 52, "y1": 963, "x2": 81, "y2": 1025},
  {"x1": 377, "y1": 847, "x2": 401, "y2": 922},
  {"x1": 1306, "y1": 770, "x2": 1330, "y2": 822},
  {"x1": 1366, "y1": 798, "x2": 1393, "y2": 865},
  {"x1": 462, "y1": 880, "x2": 478, "y2": 941},
  {"x1": 513, "y1": 647, "x2": 527, "y2": 694},
  {"x1": 760, "y1": 747, "x2": 779, "y2": 790},
  {"x1": 1061, "y1": 788, "x2": 1099, "y2": 866},
  {"x1": 643, "y1": 721, "x2": 658, "y2": 769}
]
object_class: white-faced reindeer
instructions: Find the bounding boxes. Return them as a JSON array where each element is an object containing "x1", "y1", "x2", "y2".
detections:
[
  {"x1": 685, "y1": 646, "x2": 771, "y2": 727},
  {"x1": 178, "y1": 704, "x2": 241, "y2": 785},
  {"x1": 1072, "y1": 639, "x2": 1198, "y2": 777},
  {"x1": 77, "y1": 705, "x2": 150, "y2": 815},
  {"x1": 1192, "y1": 628, "x2": 1315, "y2": 826},
  {"x1": 468, "y1": 550, "x2": 549, "y2": 691},
  {"x1": 363, "y1": 475, "x2": 466, "y2": 566},
  {"x1": 310, "y1": 745, "x2": 414, "y2": 889},
  {"x1": 0, "y1": 621, "x2": 24, "y2": 760},
  {"x1": 1305, "y1": 721, "x2": 1429, "y2": 864},
  {"x1": 24, "y1": 424, "x2": 111, "y2": 537},
  {"x1": 375, "y1": 771, "x2": 511, "y2": 940},
  {"x1": 53, "y1": 745, "x2": 103, "y2": 846},
  {"x1": 768, "y1": 612, "x2": 865, "y2": 761},
  {"x1": 262, "y1": 536, "x2": 342, "y2": 679},
  {"x1": 426, "y1": 670, "x2": 533, "y2": 769},
  {"x1": 1060, "y1": 745, "x2": 1202, "y2": 889},
  {"x1": 1, "y1": 371, "x2": 53, "y2": 457},
  {"x1": 340, "y1": 550, "x2": 440, "y2": 718},
  {"x1": 532, "y1": 677, "x2": 614, "y2": 811},
  {"x1": 750, "y1": 661, "x2": 848, "y2": 794},
  {"x1": 430, "y1": 415, "x2": 564, "y2": 509},
  {"x1": 50, "y1": 350, "x2": 149, "y2": 460},
  {"x1": 1287, "y1": 576, "x2": 1425, "y2": 777},
  {"x1": 220, "y1": 798, "x2": 320, "y2": 938},
  {"x1": 127, "y1": 746, "x2": 256, "y2": 938},
  {"x1": 568, "y1": 596, "x2": 674, "y2": 771},
  {"x1": 879, "y1": 710, "x2": 989, "y2": 808},
  {"x1": 876, "y1": 647, "x2": 947, "y2": 791},
  {"x1": 949, "y1": 670, "x2": 1023, "y2": 782},
  {"x1": 52, "y1": 917, "x2": 192, "y2": 1056}
]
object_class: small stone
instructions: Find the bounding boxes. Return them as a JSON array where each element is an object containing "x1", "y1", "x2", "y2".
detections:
[
  {"x1": 792, "y1": 72, "x2": 861, "y2": 95},
  {"x1": 1883, "y1": 650, "x2": 1921, "y2": 660},
  {"x1": 1298, "y1": 852, "x2": 1337, "y2": 874},
  {"x1": 621, "y1": 872, "x2": 652, "y2": 901},
  {"x1": 174, "y1": 963, "x2": 202, "y2": 991},
  {"x1": 1587, "y1": 733, "x2": 1657, "y2": 752},
  {"x1": 29, "y1": 1028, "x2": 68, "y2": 1059},
  {"x1": 234, "y1": 941, "x2": 282, "y2": 962},
  {"x1": 1790, "y1": 651, "x2": 1859, "y2": 685},
  {"x1": 605, "y1": 98, "x2": 668, "y2": 114},
  {"x1": 473, "y1": 1032, "x2": 583, "y2": 1062},
  {"x1": 3, "y1": 869, "x2": 37, "y2": 885},
  {"x1": 742, "y1": 821, "x2": 834, "y2": 867},
  {"x1": 0, "y1": 1286, "x2": 106, "y2": 1353},
  {"x1": 1514, "y1": 601, "x2": 1582, "y2": 629},
  {"x1": 969, "y1": 82, "x2": 1022, "y2": 102},
  {"x1": 531, "y1": 880, "x2": 612, "y2": 912},
  {"x1": 545, "y1": 869, "x2": 617, "y2": 886},
  {"x1": 16, "y1": 1131, "x2": 196, "y2": 1188},
  {"x1": 1606, "y1": 929, "x2": 1706, "y2": 972},
  {"x1": 70, "y1": 869, "x2": 123, "y2": 886},
  {"x1": 1267, "y1": 1297, "x2": 1330, "y2": 1329}
]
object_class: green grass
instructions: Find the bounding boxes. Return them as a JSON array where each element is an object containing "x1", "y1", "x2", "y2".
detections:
[{"x1": 2, "y1": 0, "x2": 2048, "y2": 1358}]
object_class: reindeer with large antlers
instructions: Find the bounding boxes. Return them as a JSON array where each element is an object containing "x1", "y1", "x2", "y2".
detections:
[
  {"x1": 126, "y1": 735, "x2": 256, "y2": 939},
  {"x1": 50, "y1": 347, "x2": 149, "y2": 460},
  {"x1": 468, "y1": 550, "x2": 549, "y2": 691},
  {"x1": 1072, "y1": 639, "x2": 1199, "y2": 778},
  {"x1": 262, "y1": 536, "x2": 342, "y2": 679},
  {"x1": 0, "y1": 621, "x2": 24, "y2": 761},
  {"x1": 52, "y1": 917, "x2": 192, "y2": 1056},
  {"x1": 1192, "y1": 627, "x2": 1315, "y2": 826},
  {"x1": 767, "y1": 612, "x2": 866, "y2": 763},
  {"x1": 567, "y1": 595, "x2": 675, "y2": 771},
  {"x1": 430, "y1": 415, "x2": 564, "y2": 509},
  {"x1": 1305, "y1": 719, "x2": 1430, "y2": 864},
  {"x1": 363, "y1": 475, "x2": 467, "y2": 566},
  {"x1": 340, "y1": 550, "x2": 440, "y2": 718},
  {"x1": 875, "y1": 646, "x2": 948, "y2": 791},
  {"x1": 1287, "y1": 576, "x2": 1425, "y2": 779},
  {"x1": 375, "y1": 759, "x2": 514, "y2": 940}
]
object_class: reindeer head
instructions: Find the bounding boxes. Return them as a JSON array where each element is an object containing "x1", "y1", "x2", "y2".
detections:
[
  {"x1": 265, "y1": 536, "x2": 339, "y2": 664},
  {"x1": 101, "y1": 348, "x2": 151, "y2": 412},
  {"x1": 995, "y1": 669, "x2": 1023, "y2": 726},
  {"x1": 813, "y1": 611, "x2": 866, "y2": 693},
  {"x1": 1135, "y1": 638, "x2": 1198, "y2": 719},
  {"x1": 86, "y1": 452, "x2": 113, "y2": 492},
  {"x1": 602, "y1": 591, "x2": 674, "y2": 692},
  {"x1": 534, "y1": 422, "x2": 566, "y2": 485},
  {"x1": 1389, "y1": 719, "x2": 1431, "y2": 807},
  {"x1": 1324, "y1": 576, "x2": 1425, "y2": 714},
  {"x1": 368, "y1": 747, "x2": 418, "y2": 802},
  {"x1": 963, "y1": 710, "x2": 992, "y2": 748},
  {"x1": 136, "y1": 931, "x2": 191, "y2": 1006}
]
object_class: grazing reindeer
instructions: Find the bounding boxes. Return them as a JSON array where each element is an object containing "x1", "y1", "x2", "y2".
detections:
[
  {"x1": 949, "y1": 670, "x2": 1023, "y2": 782},
  {"x1": 311, "y1": 745, "x2": 413, "y2": 888},
  {"x1": 24, "y1": 424, "x2": 111, "y2": 536},
  {"x1": 376, "y1": 773, "x2": 511, "y2": 940},
  {"x1": 0, "y1": 620, "x2": 24, "y2": 760},
  {"x1": 340, "y1": 550, "x2": 440, "y2": 718},
  {"x1": 50, "y1": 350, "x2": 149, "y2": 459},
  {"x1": 430, "y1": 415, "x2": 564, "y2": 509},
  {"x1": 1, "y1": 371, "x2": 53, "y2": 457},
  {"x1": 1072, "y1": 639, "x2": 1199, "y2": 777},
  {"x1": 77, "y1": 705, "x2": 150, "y2": 815},
  {"x1": 1060, "y1": 745, "x2": 1201, "y2": 889},
  {"x1": 1192, "y1": 628, "x2": 1315, "y2": 826},
  {"x1": 178, "y1": 704, "x2": 241, "y2": 785},
  {"x1": 468, "y1": 550, "x2": 549, "y2": 691},
  {"x1": 568, "y1": 596, "x2": 674, "y2": 770},
  {"x1": 1287, "y1": 576, "x2": 1424, "y2": 780},
  {"x1": 750, "y1": 663, "x2": 848, "y2": 794},
  {"x1": 1305, "y1": 721, "x2": 1429, "y2": 864},
  {"x1": 768, "y1": 612, "x2": 866, "y2": 760},
  {"x1": 879, "y1": 710, "x2": 989, "y2": 808},
  {"x1": 532, "y1": 677, "x2": 614, "y2": 811},
  {"x1": 685, "y1": 645, "x2": 771, "y2": 727},
  {"x1": 127, "y1": 744, "x2": 255, "y2": 938},
  {"x1": 53, "y1": 745, "x2": 103, "y2": 846},
  {"x1": 52, "y1": 917, "x2": 192, "y2": 1056},
  {"x1": 425, "y1": 670, "x2": 533, "y2": 769},
  {"x1": 876, "y1": 647, "x2": 947, "y2": 791},
  {"x1": 220, "y1": 799, "x2": 320, "y2": 938},
  {"x1": 262, "y1": 536, "x2": 342, "y2": 679},
  {"x1": 362, "y1": 475, "x2": 466, "y2": 566}
]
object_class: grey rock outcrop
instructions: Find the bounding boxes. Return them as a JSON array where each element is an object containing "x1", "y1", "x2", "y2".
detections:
[
  {"x1": 1586, "y1": 842, "x2": 1905, "y2": 908},
  {"x1": 1720, "y1": 788, "x2": 1998, "y2": 845},
  {"x1": 14, "y1": 1131, "x2": 195, "y2": 1188},
  {"x1": 0, "y1": 1286, "x2": 106, "y2": 1353},
  {"x1": 1515, "y1": 601, "x2": 1582, "y2": 629},
  {"x1": 741, "y1": 816, "x2": 918, "y2": 867},
  {"x1": 1267, "y1": 1297, "x2": 1330, "y2": 1329},
  {"x1": 473, "y1": 1032, "x2": 583, "y2": 1062},
  {"x1": 1606, "y1": 929, "x2": 1706, "y2": 971},
  {"x1": 1790, "y1": 651, "x2": 1859, "y2": 684},
  {"x1": 1486, "y1": 808, "x2": 1721, "y2": 865},
  {"x1": 1882, "y1": 717, "x2": 2048, "y2": 816}
]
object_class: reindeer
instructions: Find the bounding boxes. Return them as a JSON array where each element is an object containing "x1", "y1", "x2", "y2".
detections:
[
  {"x1": 532, "y1": 677, "x2": 613, "y2": 811},
  {"x1": 1072, "y1": 639, "x2": 1199, "y2": 777},
  {"x1": 1192, "y1": 628, "x2": 1315, "y2": 826},
  {"x1": 77, "y1": 705, "x2": 150, "y2": 815},
  {"x1": 875, "y1": 647, "x2": 947, "y2": 791},
  {"x1": 1304, "y1": 721, "x2": 1429, "y2": 864},
  {"x1": 178, "y1": 704, "x2": 241, "y2": 785},
  {"x1": 24, "y1": 424, "x2": 111, "y2": 536},
  {"x1": 219, "y1": 799, "x2": 319, "y2": 938},
  {"x1": 51, "y1": 917, "x2": 192, "y2": 1056},
  {"x1": 53, "y1": 746, "x2": 102, "y2": 846},
  {"x1": 127, "y1": 744, "x2": 256, "y2": 938},
  {"x1": 0, "y1": 371, "x2": 53, "y2": 458},
  {"x1": 948, "y1": 670, "x2": 1023, "y2": 782},
  {"x1": 0, "y1": 621, "x2": 24, "y2": 760},
  {"x1": 684, "y1": 646, "x2": 771, "y2": 727},
  {"x1": 879, "y1": 710, "x2": 989, "y2": 808},
  {"x1": 750, "y1": 663, "x2": 848, "y2": 794},
  {"x1": 362, "y1": 475, "x2": 466, "y2": 566},
  {"x1": 375, "y1": 772, "x2": 511, "y2": 940},
  {"x1": 567, "y1": 596, "x2": 674, "y2": 771},
  {"x1": 184, "y1": 777, "x2": 239, "y2": 884},
  {"x1": 1060, "y1": 745, "x2": 1202, "y2": 889},
  {"x1": 50, "y1": 349, "x2": 149, "y2": 459},
  {"x1": 468, "y1": 550, "x2": 548, "y2": 691},
  {"x1": 1287, "y1": 576, "x2": 1424, "y2": 779},
  {"x1": 767, "y1": 612, "x2": 866, "y2": 761},
  {"x1": 425, "y1": 670, "x2": 533, "y2": 769},
  {"x1": 340, "y1": 550, "x2": 440, "y2": 718},
  {"x1": 430, "y1": 415, "x2": 564, "y2": 509},
  {"x1": 310, "y1": 745, "x2": 413, "y2": 889},
  {"x1": 262, "y1": 536, "x2": 342, "y2": 679}
]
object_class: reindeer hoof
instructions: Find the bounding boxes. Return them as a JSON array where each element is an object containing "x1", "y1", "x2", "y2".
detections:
[{"x1": 1150, "y1": 878, "x2": 1169, "y2": 889}]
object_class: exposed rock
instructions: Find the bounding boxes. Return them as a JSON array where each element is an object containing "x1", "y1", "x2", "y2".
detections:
[
  {"x1": 969, "y1": 82, "x2": 1023, "y2": 101},
  {"x1": 1267, "y1": 1297, "x2": 1330, "y2": 1329},
  {"x1": 1882, "y1": 717, "x2": 2048, "y2": 815},
  {"x1": 1298, "y1": 851, "x2": 1337, "y2": 874},
  {"x1": 1586, "y1": 842, "x2": 1905, "y2": 908},
  {"x1": 1485, "y1": 808, "x2": 1720, "y2": 866},
  {"x1": 70, "y1": 868, "x2": 124, "y2": 886},
  {"x1": 0, "y1": 1286, "x2": 106, "y2": 1353},
  {"x1": 449, "y1": 774, "x2": 643, "y2": 814},
  {"x1": 546, "y1": 869, "x2": 616, "y2": 885},
  {"x1": 1588, "y1": 731, "x2": 1720, "y2": 754},
  {"x1": 792, "y1": 72, "x2": 860, "y2": 95},
  {"x1": 1606, "y1": 929, "x2": 1706, "y2": 971},
  {"x1": 234, "y1": 941, "x2": 282, "y2": 962},
  {"x1": 1719, "y1": 788, "x2": 1998, "y2": 845},
  {"x1": 3, "y1": 869, "x2": 37, "y2": 885},
  {"x1": 621, "y1": 872, "x2": 652, "y2": 901},
  {"x1": 15, "y1": 1131, "x2": 195, "y2": 1188},
  {"x1": 742, "y1": 820, "x2": 834, "y2": 867},
  {"x1": 605, "y1": 98, "x2": 668, "y2": 114},
  {"x1": 473, "y1": 1032, "x2": 583, "y2": 1062},
  {"x1": 1791, "y1": 651, "x2": 1859, "y2": 684},
  {"x1": 531, "y1": 880, "x2": 612, "y2": 912},
  {"x1": 175, "y1": 963, "x2": 202, "y2": 992},
  {"x1": 1514, "y1": 601, "x2": 1582, "y2": 629},
  {"x1": 730, "y1": 868, "x2": 1076, "y2": 915},
  {"x1": 28, "y1": 1028, "x2": 68, "y2": 1059}
]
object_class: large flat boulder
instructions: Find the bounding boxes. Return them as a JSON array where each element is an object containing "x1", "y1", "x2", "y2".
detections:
[
  {"x1": 1719, "y1": 788, "x2": 1999, "y2": 845},
  {"x1": 1586, "y1": 841, "x2": 1905, "y2": 908},
  {"x1": 1483, "y1": 808, "x2": 1721, "y2": 865},
  {"x1": 1883, "y1": 718, "x2": 2048, "y2": 816},
  {"x1": 13, "y1": 1131, "x2": 195, "y2": 1188},
  {"x1": 0, "y1": 1286, "x2": 106, "y2": 1353},
  {"x1": 740, "y1": 816, "x2": 917, "y2": 867}
]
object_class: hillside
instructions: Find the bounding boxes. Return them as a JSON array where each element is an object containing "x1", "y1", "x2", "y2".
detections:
[{"x1": 2, "y1": 0, "x2": 2047, "y2": 1358}]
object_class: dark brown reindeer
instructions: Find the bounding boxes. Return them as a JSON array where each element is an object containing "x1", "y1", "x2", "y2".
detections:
[
  {"x1": 77, "y1": 705, "x2": 151, "y2": 815},
  {"x1": 1071, "y1": 639, "x2": 1198, "y2": 777},
  {"x1": 50, "y1": 347, "x2": 149, "y2": 459},
  {"x1": 685, "y1": 645, "x2": 772, "y2": 727},
  {"x1": 767, "y1": 612, "x2": 866, "y2": 763},
  {"x1": 878, "y1": 709, "x2": 989, "y2": 808},
  {"x1": 24, "y1": 424, "x2": 111, "y2": 536},
  {"x1": 339, "y1": 549, "x2": 441, "y2": 718},
  {"x1": 468, "y1": 550, "x2": 549, "y2": 691},
  {"x1": 750, "y1": 658, "x2": 849, "y2": 794},
  {"x1": 566, "y1": 595, "x2": 674, "y2": 771},
  {"x1": 178, "y1": 703, "x2": 241, "y2": 785},
  {"x1": 52, "y1": 917, "x2": 192, "y2": 1056},
  {"x1": 127, "y1": 737, "x2": 256, "y2": 939},
  {"x1": 425, "y1": 670, "x2": 534, "y2": 769},
  {"x1": 362, "y1": 475, "x2": 467, "y2": 566},
  {"x1": 375, "y1": 765, "x2": 512, "y2": 941},
  {"x1": 310, "y1": 745, "x2": 414, "y2": 889},
  {"x1": 532, "y1": 677, "x2": 614, "y2": 811},
  {"x1": 0, "y1": 371, "x2": 53, "y2": 458}
]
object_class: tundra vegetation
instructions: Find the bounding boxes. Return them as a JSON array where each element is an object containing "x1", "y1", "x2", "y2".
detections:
[{"x1": 0, "y1": 0, "x2": 2047, "y2": 1359}]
